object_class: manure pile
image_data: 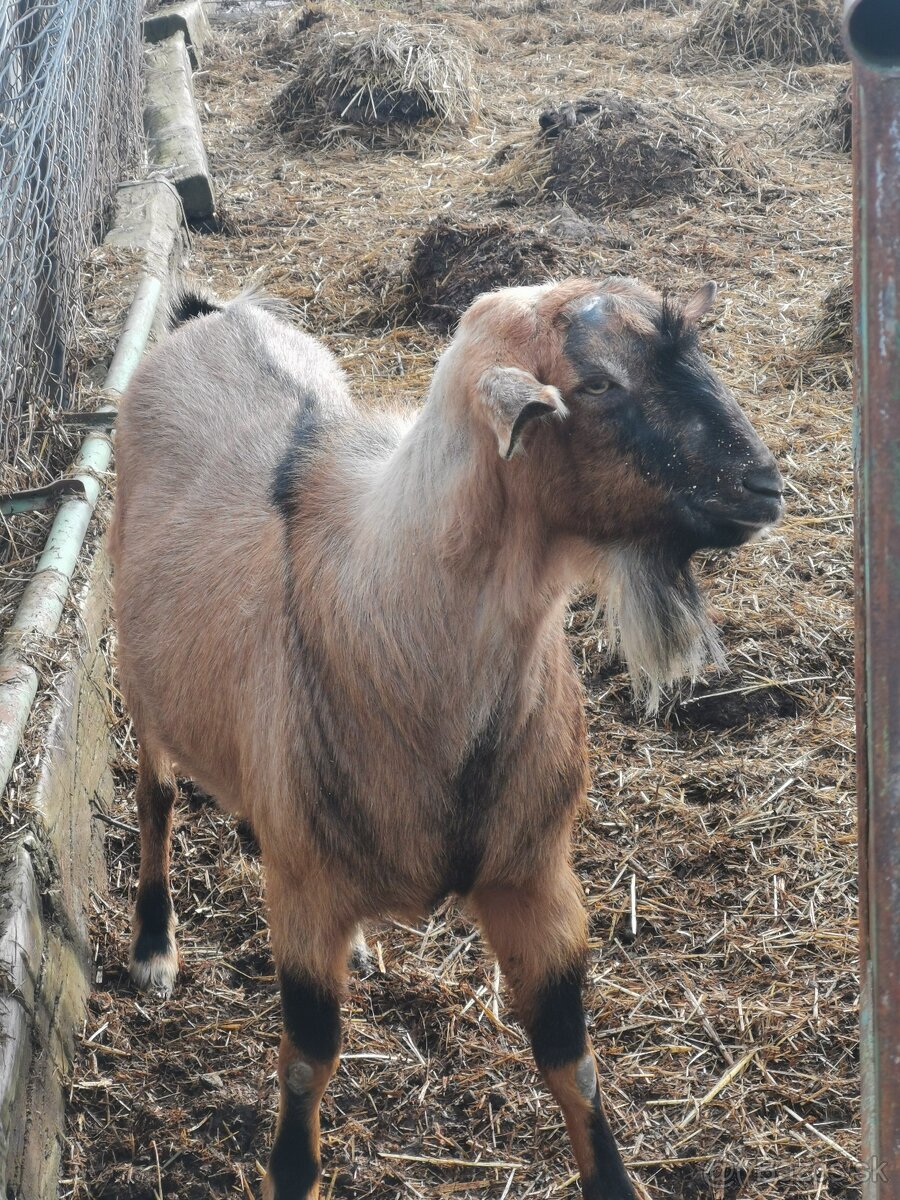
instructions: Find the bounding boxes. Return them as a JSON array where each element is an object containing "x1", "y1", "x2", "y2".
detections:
[
  {"x1": 62, "y1": 2, "x2": 857, "y2": 1199},
  {"x1": 486, "y1": 89, "x2": 768, "y2": 217},
  {"x1": 407, "y1": 217, "x2": 561, "y2": 328},
  {"x1": 810, "y1": 80, "x2": 852, "y2": 153},
  {"x1": 787, "y1": 276, "x2": 853, "y2": 392}
]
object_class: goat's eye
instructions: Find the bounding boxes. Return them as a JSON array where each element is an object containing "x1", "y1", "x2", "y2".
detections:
[{"x1": 581, "y1": 379, "x2": 612, "y2": 396}]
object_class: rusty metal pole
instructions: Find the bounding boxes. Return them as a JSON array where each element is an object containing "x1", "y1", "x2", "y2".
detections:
[{"x1": 845, "y1": 2, "x2": 900, "y2": 1197}]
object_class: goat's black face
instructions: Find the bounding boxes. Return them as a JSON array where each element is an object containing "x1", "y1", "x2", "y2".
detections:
[{"x1": 558, "y1": 284, "x2": 784, "y2": 556}]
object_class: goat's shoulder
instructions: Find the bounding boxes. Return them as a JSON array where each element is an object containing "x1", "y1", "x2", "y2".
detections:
[{"x1": 269, "y1": 384, "x2": 408, "y2": 523}]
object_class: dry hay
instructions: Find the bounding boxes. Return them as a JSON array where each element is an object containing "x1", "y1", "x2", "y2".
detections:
[
  {"x1": 492, "y1": 92, "x2": 765, "y2": 213},
  {"x1": 808, "y1": 80, "x2": 852, "y2": 153},
  {"x1": 271, "y1": 13, "x2": 478, "y2": 141},
  {"x1": 477, "y1": 0, "x2": 689, "y2": 12},
  {"x1": 672, "y1": 0, "x2": 846, "y2": 70},
  {"x1": 788, "y1": 276, "x2": 853, "y2": 391},
  {"x1": 259, "y1": 5, "x2": 333, "y2": 64},
  {"x1": 406, "y1": 217, "x2": 561, "y2": 330},
  {"x1": 590, "y1": 0, "x2": 695, "y2": 11},
  {"x1": 471, "y1": 0, "x2": 558, "y2": 16}
]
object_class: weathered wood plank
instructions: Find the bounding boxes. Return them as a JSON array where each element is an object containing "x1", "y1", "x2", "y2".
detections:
[
  {"x1": 0, "y1": 546, "x2": 115, "y2": 1200},
  {"x1": 143, "y1": 0, "x2": 211, "y2": 69},
  {"x1": 104, "y1": 178, "x2": 186, "y2": 281},
  {"x1": 144, "y1": 32, "x2": 216, "y2": 222}
]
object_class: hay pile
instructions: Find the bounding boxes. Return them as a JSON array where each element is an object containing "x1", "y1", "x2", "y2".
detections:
[
  {"x1": 477, "y1": 0, "x2": 689, "y2": 13},
  {"x1": 789, "y1": 277, "x2": 853, "y2": 390},
  {"x1": 811, "y1": 80, "x2": 852, "y2": 153},
  {"x1": 258, "y1": 6, "x2": 327, "y2": 65},
  {"x1": 808, "y1": 278, "x2": 852, "y2": 352},
  {"x1": 672, "y1": 0, "x2": 845, "y2": 70},
  {"x1": 407, "y1": 218, "x2": 561, "y2": 329},
  {"x1": 493, "y1": 92, "x2": 764, "y2": 212},
  {"x1": 272, "y1": 14, "x2": 478, "y2": 139}
]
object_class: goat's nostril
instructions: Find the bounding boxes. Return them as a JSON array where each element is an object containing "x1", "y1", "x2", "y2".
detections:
[{"x1": 742, "y1": 465, "x2": 784, "y2": 499}]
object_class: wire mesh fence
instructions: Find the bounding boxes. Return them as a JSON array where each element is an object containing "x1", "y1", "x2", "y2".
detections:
[{"x1": 0, "y1": 0, "x2": 144, "y2": 491}]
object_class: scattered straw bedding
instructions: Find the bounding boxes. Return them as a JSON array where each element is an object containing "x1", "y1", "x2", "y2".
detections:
[
  {"x1": 807, "y1": 81, "x2": 852, "y2": 155},
  {"x1": 63, "y1": 2, "x2": 856, "y2": 1198}
]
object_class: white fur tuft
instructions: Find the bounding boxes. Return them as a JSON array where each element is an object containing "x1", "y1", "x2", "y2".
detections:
[
  {"x1": 600, "y1": 545, "x2": 725, "y2": 713},
  {"x1": 129, "y1": 946, "x2": 180, "y2": 999}
]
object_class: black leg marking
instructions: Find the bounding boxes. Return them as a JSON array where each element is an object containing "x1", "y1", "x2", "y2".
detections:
[
  {"x1": 268, "y1": 973, "x2": 341, "y2": 1197},
  {"x1": 582, "y1": 1101, "x2": 638, "y2": 1200},
  {"x1": 268, "y1": 1102, "x2": 320, "y2": 1198},
  {"x1": 280, "y1": 970, "x2": 341, "y2": 1064},
  {"x1": 529, "y1": 964, "x2": 637, "y2": 1200},
  {"x1": 132, "y1": 879, "x2": 174, "y2": 963},
  {"x1": 529, "y1": 962, "x2": 589, "y2": 1069}
]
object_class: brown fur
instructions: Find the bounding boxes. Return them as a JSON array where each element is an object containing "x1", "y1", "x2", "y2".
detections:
[{"x1": 112, "y1": 277, "x2": 779, "y2": 1198}]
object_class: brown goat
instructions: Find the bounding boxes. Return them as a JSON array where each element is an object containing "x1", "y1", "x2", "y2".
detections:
[{"x1": 110, "y1": 277, "x2": 783, "y2": 1200}]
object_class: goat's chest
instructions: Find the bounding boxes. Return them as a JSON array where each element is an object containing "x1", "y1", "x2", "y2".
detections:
[
  {"x1": 440, "y1": 712, "x2": 506, "y2": 896},
  {"x1": 436, "y1": 699, "x2": 588, "y2": 897}
]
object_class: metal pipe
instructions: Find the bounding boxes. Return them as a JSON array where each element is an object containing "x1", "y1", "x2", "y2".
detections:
[
  {"x1": 0, "y1": 273, "x2": 162, "y2": 799},
  {"x1": 845, "y1": 1, "x2": 900, "y2": 1196}
]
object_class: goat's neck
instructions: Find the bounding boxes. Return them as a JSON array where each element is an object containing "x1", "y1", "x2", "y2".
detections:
[{"x1": 356, "y1": 401, "x2": 574, "y2": 683}]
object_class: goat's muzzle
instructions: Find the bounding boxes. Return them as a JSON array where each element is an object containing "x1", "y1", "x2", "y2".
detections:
[{"x1": 680, "y1": 457, "x2": 785, "y2": 547}]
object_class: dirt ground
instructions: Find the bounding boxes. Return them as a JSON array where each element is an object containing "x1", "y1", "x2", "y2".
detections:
[{"x1": 62, "y1": 3, "x2": 856, "y2": 1198}]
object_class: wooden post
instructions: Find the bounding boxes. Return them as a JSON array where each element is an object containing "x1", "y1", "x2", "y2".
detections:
[{"x1": 844, "y1": 2, "x2": 900, "y2": 1196}]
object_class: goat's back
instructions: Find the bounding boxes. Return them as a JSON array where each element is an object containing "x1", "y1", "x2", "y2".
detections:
[
  {"x1": 111, "y1": 302, "x2": 351, "y2": 809},
  {"x1": 116, "y1": 300, "x2": 351, "y2": 506}
]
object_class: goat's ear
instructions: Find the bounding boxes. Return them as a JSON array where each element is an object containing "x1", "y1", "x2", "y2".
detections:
[
  {"x1": 682, "y1": 281, "x2": 717, "y2": 323},
  {"x1": 477, "y1": 367, "x2": 568, "y2": 460}
]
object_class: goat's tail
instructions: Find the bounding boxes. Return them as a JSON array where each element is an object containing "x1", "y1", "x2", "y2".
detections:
[
  {"x1": 167, "y1": 283, "x2": 298, "y2": 333},
  {"x1": 167, "y1": 288, "x2": 224, "y2": 331}
]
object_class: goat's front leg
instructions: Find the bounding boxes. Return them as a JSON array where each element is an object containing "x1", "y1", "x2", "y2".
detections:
[
  {"x1": 262, "y1": 868, "x2": 355, "y2": 1200},
  {"x1": 471, "y1": 867, "x2": 639, "y2": 1200}
]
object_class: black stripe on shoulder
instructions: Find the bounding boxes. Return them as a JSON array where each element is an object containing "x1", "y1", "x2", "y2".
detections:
[
  {"x1": 443, "y1": 704, "x2": 505, "y2": 897},
  {"x1": 168, "y1": 290, "x2": 223, "y2": 330},
  {"x1": 270, "y1": 392, "x2": 321, "y2": 519}
]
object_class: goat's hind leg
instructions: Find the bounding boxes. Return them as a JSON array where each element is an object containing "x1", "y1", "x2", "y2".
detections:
[
  {"x1": 471, "y1": 869, "x2": 639, "y2": 1200},
  {"x1": 129, "y1": 746, "x2": 179, "y2": 998}
]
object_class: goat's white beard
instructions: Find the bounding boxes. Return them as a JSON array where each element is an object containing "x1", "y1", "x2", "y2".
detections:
[{"x1": 596, "y1": 544, "x2": 725, "y2": 714}]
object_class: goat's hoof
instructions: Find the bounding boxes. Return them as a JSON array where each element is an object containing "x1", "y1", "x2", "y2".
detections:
[{"x1": 129, "y1": 939, "x2": 179, "y2": 999}]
